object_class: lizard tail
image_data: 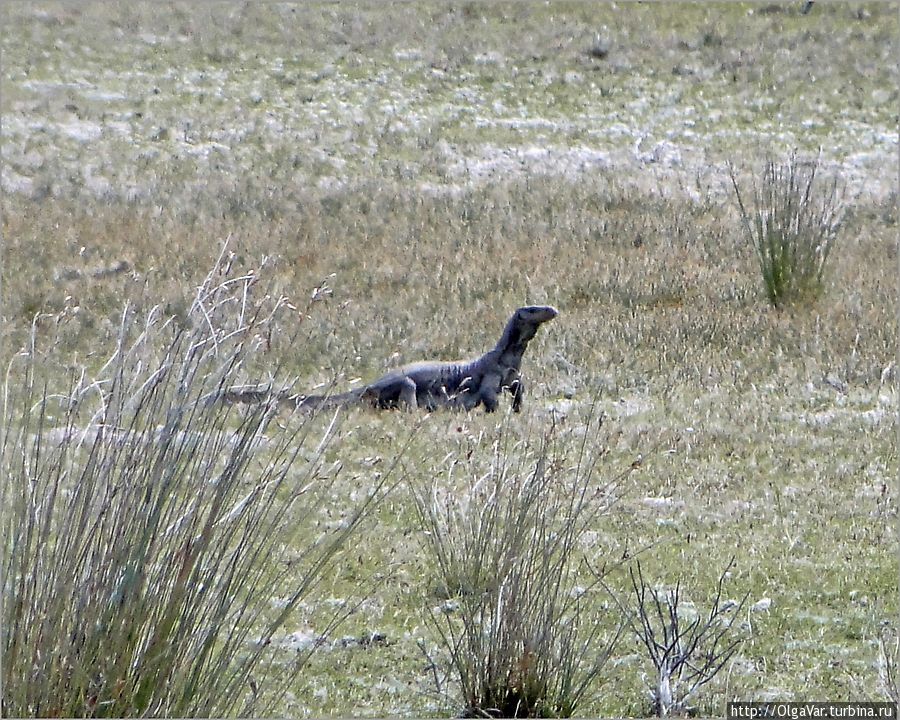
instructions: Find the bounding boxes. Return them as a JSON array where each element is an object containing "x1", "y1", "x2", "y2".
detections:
[
  {"x1": 220, "y1": 385, "x2": 375, "y2": 412},
  {"x1": 220, "y1": 385, "x2": 298, "y2": 411},
  {"x1": 295, "y1": 388, "x2": 375, "y2": 410}
]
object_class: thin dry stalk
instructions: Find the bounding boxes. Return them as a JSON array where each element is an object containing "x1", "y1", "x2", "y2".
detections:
[
  {"x1": 878, "y1": 626, "x2": 900, "y2": 704},
  {"x1": 1, "y1": 250, "x2": 397, "y2": 717},
  {"x1": 614, "y1": 558, "x2": 748, "y2": 717},
  {"x1": 411, "y1": 410, "x2": 624, "y2": 718}
]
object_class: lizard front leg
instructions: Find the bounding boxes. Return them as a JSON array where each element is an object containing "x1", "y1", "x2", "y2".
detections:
[
  {"x1": 453, "y1": 375, "x2": 481, "y2": 410},
  {"x1": 509, "y1": 377, "x2": 524, "y2": 413},
  {"x1": 478, "y1": 372, "x2": 502, "y2": 413},
  {"x1": 480, "y1": 387, "x2": 499, "y2": 412},
  {"x1": 500, "y1": 369, "x2": 524, "y2": 412}
]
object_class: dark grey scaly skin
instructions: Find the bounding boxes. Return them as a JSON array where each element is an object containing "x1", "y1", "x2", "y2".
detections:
[{"x1": 223, "y1": 305, "x2": 558, "y2": 413}]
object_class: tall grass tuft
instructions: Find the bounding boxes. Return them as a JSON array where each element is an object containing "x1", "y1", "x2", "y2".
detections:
[
  {"x1": 410, "y1": 411, "x2": 625, "y2": 718},
  {"x1": 729, "y1": 152, "x2": 845, "y2": 307},
  {"x1": 1, "y1": 249, "x2": 395, "y2": 717}
]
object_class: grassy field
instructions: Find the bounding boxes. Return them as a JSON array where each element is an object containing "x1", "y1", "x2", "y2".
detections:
[{"x1": 1, "y1": 2, "x2": 897, "y2": 717}]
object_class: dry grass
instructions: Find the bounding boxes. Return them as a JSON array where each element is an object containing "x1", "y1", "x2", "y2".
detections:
[
  {"x1": 1, "y1": 2, "x2": 897, "y2": 716},
  {"x1": 1, "y1": 253, "x2": 399, "y2": 716},
  {"x1": 410, "y1": 409, "x2": 625, "y2": 717}
]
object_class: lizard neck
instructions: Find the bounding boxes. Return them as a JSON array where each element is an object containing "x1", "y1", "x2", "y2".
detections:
[{"x1": 488, "y1": 312, "x2": 538, "y2": 371}]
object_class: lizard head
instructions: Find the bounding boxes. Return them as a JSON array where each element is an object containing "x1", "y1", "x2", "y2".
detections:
[
  {"x1": 515, "y1": 305, "x2": 559, "y2": 326},
  {"x1": 506, "y1": 306, "x2": 559, "y2": 345},
  {"x1": 493, "y1": 305, "x2": 559, "y2": 355}
]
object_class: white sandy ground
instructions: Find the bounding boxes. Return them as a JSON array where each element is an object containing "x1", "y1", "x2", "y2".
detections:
[{"x1": 2, "y1": 39, "x2": 896, "y2": 203}]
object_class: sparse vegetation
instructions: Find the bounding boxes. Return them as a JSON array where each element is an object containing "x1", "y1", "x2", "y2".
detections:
[
  {"x1": 878, "y1": 625, "x2": 900, "y2": 705},
  {"x1": 1, "y1": 2, "x2": 896, "y2": 717},
  {"x1": 729, "y1": 152, "x2": 846, "y2": 307},
  {"x1": 614, "y1": 559, "x2": 748, "y2": 717},
  {"x1": 410, "y1": 411, "x2": 625, "y2": 717},
  {"x1": 0, "y1": 254, "x2": 398, "y2": 716}
]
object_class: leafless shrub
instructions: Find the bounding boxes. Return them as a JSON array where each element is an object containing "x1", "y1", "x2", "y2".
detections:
[
  {"x1": 878, "y1": 625, "x2": 900, "y2": 705},
  {"x1": 615, "y1": 558, "x2": 748, "y2": 716}
]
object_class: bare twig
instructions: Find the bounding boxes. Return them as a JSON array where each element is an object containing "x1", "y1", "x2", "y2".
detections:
[{"x1": 614, "y1": 557, "x2": 749, "y2": 716}]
